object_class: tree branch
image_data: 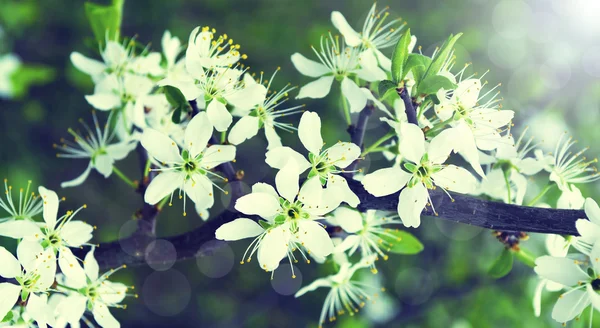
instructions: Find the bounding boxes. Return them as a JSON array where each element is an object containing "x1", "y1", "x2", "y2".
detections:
[
  {"x1": 345, "y1": 104, "x2": 373, "y2": 176},
  {"x1": 398, "y1": 87, "x2": 417, "y2": 125},
  {"x1": 79, "y1": 178, "x2": 585, "y2": 269}
]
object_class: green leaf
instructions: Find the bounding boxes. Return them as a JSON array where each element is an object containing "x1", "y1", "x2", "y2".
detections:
[
  {"x1": 1, "y1": 310, "x2": 13, "y2": 323},
  {"x1": 20, "y1": 289, "x2": 29, "y2": 302},
  {"x1": 171, "y1": 106, "x2": 183, "y2": 124},
  {"x1": 84, "y1": 0, "x2": 125, "y2": 45},
  {"x1": 417, "y1": 75, "x2": 457, "y2": 96},
  {"x1": 164, "y1": 86, "x2": 190, "y2": 123},
  {"x1": 404, "y1": 53, "x2": 432, "y2": 84},
  {"x1": 10, "y1": 64, "x2": 55, "y2": 99},
  {"x1": 488, "y1": 248, "x2": 514, "y2": 279},
  {"x1": 390, "y1": 28, "x2": 412, "y2": 83},
  {"x1": 378, "y1": 80, "x2": 397, "y2": 98},
  {"x1": 258, "y1": 220, "x2": 272, "y2": 230},
  {"x1": 423, "y1": 33, "x2": 462, "y2": 81},
  {"x1": 381, "y1": 230, "x2": 424, "y2": 255}
]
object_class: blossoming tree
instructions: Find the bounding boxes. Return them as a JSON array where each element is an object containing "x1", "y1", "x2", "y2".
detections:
[{"x1": 1, "y1": 1, "x2": 600, "y2": 327}]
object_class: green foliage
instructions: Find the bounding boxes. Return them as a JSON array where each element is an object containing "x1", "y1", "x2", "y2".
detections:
[
  {"x1": 164, "y1": 86, "x2": 190, "y2": 124},
  {"x1": 404, "y1": 53, "x2": 431, "y2": 87},
  {"x1": 10, "y1": 64, "x2": 55, "y2": 99},
  {"x1": 417, "y1": 74, "x2": 457, "y2": 96},
  {"x1": 1, "y1": 311, "x2": 13, "y2": 323},
  {"x1": 382, "y1": 230, "x2": 424, "y2": 254},
  {"x1": 378, "y1": 79, "x2": 397, "y2": 98},
  {"x1": 390, "y1": 28, "x2": 412, "y2": 83},
  {"x1": 488, "y1": 248, "x2": 514, "y2": 279},
  {"x1": 423, "y1": 33, "x2": 462, "y2": 81},
  {"x1": 84, "y1": 0, "x2": 125, "y2": 45}
]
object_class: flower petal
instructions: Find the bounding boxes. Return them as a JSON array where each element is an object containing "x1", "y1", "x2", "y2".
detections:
[
  {"x1": 84, "y1": 248, "x2": 100, "y2": 281},
  {"x1": 398, "y1": 183, "x2": 428, "y2": 228},
  {"x1": 207, "y1": 99, "x2": 232, "y2": 132},
  {"x1": 296, "y1": 76, "x2": 335, "y2": 99},
  {"x1": 228, "y1": 115, "x2": 260, "y2": 145},
  {"x1": 294, "y1": 278, "x2": 331, "y2": 298},
  {"x1": 61, "y1": 162, "x2": 93, "y2": 188},
  {"x1": 291, "y1": 53, "x2": 329, "y2": 78},
  {"x1": 341, "y1": 77, "x2": 368, "y2": 113},
  {"x1": 454, "y1": 79, "x2": 481, "y2": 109},
  {"x1": 332, "y1": 207, "x2": 363, "y2": 233},
  {"x1": 298, "y1": 111, "x2": 323, "y2": 155},
  {"x1": 58, "y1": 247, "x2": 87, "y2": 289},
  {"x1": 92, "y1": 303, "x2": 120, "y2": 328},
  {"x1": 215, "y1": 218, "x2": 264, "y2": 241},
  {"x1": 275, "y1": 160, "x2": 300, "y2": 203},
  {"x1": 362, "y1": 167, "x2": 411, "y2": 197},
  {"x1": 201, "y1": 145, "x2": 236, "y2": 170},
  {"x1": 226, "y1": 84, "x2": 267, "y2": 111},
  {"x1": 585, "y1": 198, "x2": 600, "y2": 226},
  {"x1": 235, "y1": 192, "x2": 281, "y2": 219},
  {"x1": 265, "y1": 146, "x2": 311, "y2": 173},
  {"x1": 17, "y1": 240, "x2": 43, "y2": 273},
  {"x1": 38, "y1": 186, "x2": 59, "y2": 228},
  {"x1": 432, "y1": 165, "x2": 477, "y2": 194},
  {"x1": 264, "y1": 124, "x2": 282, "y2": 150},
  {"x1": 140, "y1": 129, "x2": 182, "y2": 164},
  {"x1": 325, "y1": 142, "x2": 361, "y2": 169},
  {"x1": 327, "y1": 174, "x2": 360, "y2": 208},
  {"x1": 399, "y1": 122, "x2": 425, "y2": 163},
  {"x1": 85, "y1": 94, "x2": 122, "y2": 111},
  {"x1": 257, "y1": 225, "x2": 289, "y2": 271},
  {"x1": 0, "y1": 283, "x2": 21, "y2": 319},
  {"x1": 184, "y1": 112, "x2": 213, "y2": 157},
  {"x1": 61, "y1": 221, "x2": 94, "y2": 247},
  {"x1": 183, "y1": 176, "x2": 214, "y2": 210},
  {"x1": 297, "y1": 220, "x2": 333, "y2": 259},
  {"x1": 70, "y1": 52, "x2": 106, "y2": 77},
  {"x1": 298, "y1": 176, "x2": 323, "y2": 208},
  {"x1": 0, "y1": 220, "x2": 41, "y2": 239},
  {"x1": 0, "y1": 247, "x2": 20, "y2": 278},
  {"x1": 330, "y1": 11, "x2": 362, "y2": 46},
  {"x1": 94, "y1": 153, "x2": 114, "y2": 178},
  {"x1": 105, "y1": 141, "x2": 137, "y2": 161},
  {"x1": 534, "y1": 256, "x2": 590, "y2": 286},
  {"x1": 144, "y1": 171, "x2": 183, "y2": 205},
  {"x1": 551, "y1": 289, "x2": 590, "y2": 323}
]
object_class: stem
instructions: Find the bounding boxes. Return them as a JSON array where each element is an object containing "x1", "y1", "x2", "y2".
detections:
[
  {"x1": 220, "y1": 131, "x2": 226, "y2": 144},
  {"x1": 143, "y1": 159, "x2": 151, "y2": 178},
  {"x1": 512, "y1": 248, "x2": 536, "y2": 268},
  {"x1": 56, "y1": 283, "x2": 81, "y2": 293},
  {"x1": 361, "y1": 131, "x2": 395, "y2": 157},
  {"x1": 345, "y1": 105, "x2": 373, "y2": 176},
  {"x1": 527, "y1": 184, "x2": 554, "y2": 207},
  {"x1": 398, "y1": 87, "x2": 418, "y2": 125},
  {"x1": 503, "y1": 169, "x2": 512, "y2": 205},
  {"x1": 112, "y1": 166, "x2": 137, "y2": 188},
  {"x1": 157, "y1": 196, "x2": 170, "y2": 211},
  {"x1": 341, "y1": 93, "x2": 351, "y2": 125}
]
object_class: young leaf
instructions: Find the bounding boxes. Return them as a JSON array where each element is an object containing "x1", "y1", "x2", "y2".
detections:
[
  {"x1": 391, "y1": 28, "x2": 412, "y2": 83},
  {"x1": 378, "y1": 80, "x2": 397, "y2": 97},
  {"x1": 403, "y1": 53, "x2": 432, "y2": 84},
  {"x1": 488, "y1": 248, "x2": 514, "y2": 279},
  {"x1": 1, "y1": 311, "x2": 13, "y2": 323},
  {"x1": 417, "y1": 75, "x2": 457, "y2": 96},
  {"x1": 423, "y1": 33, "x2": 462, "y2": 81},
  {"x1": 84, "y1": 0, "x2": 125, "y2": 45},
  {"x1": 381, "y1": 230, "x2": 424, "y2": 255},
  {"x1": 164, "y1": 86, "x2": 190, "y2": 124}
]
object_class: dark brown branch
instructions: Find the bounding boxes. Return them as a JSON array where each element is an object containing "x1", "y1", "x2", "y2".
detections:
[
  {"x1": 134, "y1": 142, "x2": 158, "y2": 236},
  {"x1": 79, "y1": 178, "x2": 585, "y2": 269},
  {"x1": 398, "y1": 87, "x2": 418, "y2": 125},
  {"x1": 344, "y1": 104, "x2": 373, "y2": 176}
]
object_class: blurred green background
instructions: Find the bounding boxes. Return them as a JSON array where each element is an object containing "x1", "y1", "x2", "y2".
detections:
[{"x1": 1, "y1": 0, "x2": 600, "y2": 327}]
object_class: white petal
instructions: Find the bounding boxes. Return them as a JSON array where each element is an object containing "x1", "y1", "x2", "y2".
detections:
[
  {"x1": 516, "y1": 157, "x2": 544, "y2": 175},
  {"x1": 157, "y1": 78, "x2": 203, "y2": 101},
  {"x1": 427, "y1": 127, "x2": 456, "y2": 165},
  {"x1": 551, "y1": 289, "x2": 590, "y2": 323},
  {"x1": 294, "y1": 278, "x2": 331, "y2": 298},
  {"x1": 0, "y1": 247, "x2": 20, "y2": 278},
  {"x1": 454, "y1": 79, "x2": 481, "y2": 109},
  {"x1": 453, "y1": 123, "x2": 485, "y2": 177},
  {"x1": 144, "y1": 171, "x2": 183, "y2": 205},
  {"x1": 70, "y1": 52, "x2": 106, "y2": 77},
  {"x1": 92, "y1": 303, "x2": 120, "y2": 328},
  {"x1": 61, "y1": 163, "x2": 93, "y2": 188},
  {"x1": 585, "y1": 198, "x2": 600, "y2": 226},
  {"x1": 362, "y1": 167, "x2": 411, "y2": 197},
  {"x1": 140, "y1": 129, "x2": 182, "y2": 164},
  {"x1": 341, "y1": 78, "x2": 368, "y2": 113},
  {"x1": 533, "y1": 280, "x2": 545, "y2": 317},
  {"x1": 235, "y1": 192, "x2": 281, "y2": 219},
  {"x1": 27, "y1": 293, "x2": 51, "y2": 328},
  {"x1": 58, "y1": 248, "x2": 87, "y2": 288},
  {"x1": 297, "y1": 220, "x2": 333, "y2": 259},
  {"x1": 85, "y1": 94, "x2": 121, "y2": 111},
  {"x1": 61, "y1": 221, "x2": 93, "y2": 247},
  {"x1": 184, "y1": 112, "x2": 213, "y2": 157},
  {"x1": 56, "y1": 294, "x2": 87, "y2": 325},
  {"x1": 265, "y1": 146, "x2": 311, "y2": 173},
  {"x1": 207, "y1": 100, "x2": 232, "y2": 132},
  {"x1": 257, "y1": 225, "x2": 289, "y2": 271},
  {"x1": 226, "y1": 84, "x2": 267, "y2": 111},
  {"x1": 264, "y1": 124, "x2": 282, "y2": 150},
  {"x1": 296, "y1": 76, "x2": 335, "y2": 99},
  {"x1": 105, "y1": 141, "x2": 137, "y2": 161},
  {"x1": 332, "y1": 207, "x2": 363, "y2": 233},
  {"x1": 399, "y1": 122, "x2": 425, "y2": 163},
  {"x1": 215, "y1": 218, "x2": 264, "y2": 241},
  {"x1": 98, "y1": 281, "x2": 128, "y2": 304},
  {"x1": 330, "y1": 11, "x2": 362, "y2": 46},
  {"x1": 94, "y1": 154, "x2": 114, "y2": 178},
  {"x1": 290, "y1": 53, "x2": 329, "y2": 78},
  {"x1": 298, "y1": 176, "x2": 323, "y2": 208},
  {"x1": 36, "y1": 248, "x2": 57, "y2": 290},
  {"x1": 201, "y1": 145, "x2": 236, "y2": 170},
  {"x1": 84, "y1": 248, "x2": 100, "y2": 281},
  {"x1": 471, "y1": 108, "x2": 514, "y2": 129},
  {"x1": 398, "y1": 183, "x2": 428, "y2": 228},
  {"x1": 0, "y1": 220, "x2": 41, "y2": 239},
  {"x1": 228, "y1": 115, "x2": 260, "y2": 145},
  {"x1": 298, "y1": 111, "x2": 323, "y2": 155},
  {"x1": 587, "y1": 284, "x2": 600, "y2": 313},
  {"x1": 251, "y1": 182, "x2": 279, "y2": 198},
  {"x1": 38, "y1": 186, "x2": 59, "y2": 229},
  {"x1": 275, "y1": 161, "x2": 299, "y2": 203},
  {"x1": 183, "y1": 177, "x2": 214, "y2": 210},
  {"x1": 375, "y1": 49, "x2": 392, "y2": 71},
  {"x1": 0, "y1": 283, "x2": 20, "y2": 319},
  {"x1": 325, "y1": 142, "x2": 361, "y2": 169},
  {"x1": 590, "y1": 241, "x2": 600, "y2": 274},
  {"x1": 432, "y1": 165, "x2": 477, "y2": 194},
  {"x1": 327, "y1": 174, "x2": 360, "y2": 208},
  {"x1": 534, "y1": 256, "x2": 590, "y2": 286},
  {"x1": 17, "y1": 240, "x2": 43, "y2": 273},
  {"x1": 355, "y1": 49, "x2": 387, "y2": 82}
]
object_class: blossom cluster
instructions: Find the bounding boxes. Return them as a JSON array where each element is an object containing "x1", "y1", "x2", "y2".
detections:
[{"x1": 0, "y1": 182, "x2": 132, "y2": 327}]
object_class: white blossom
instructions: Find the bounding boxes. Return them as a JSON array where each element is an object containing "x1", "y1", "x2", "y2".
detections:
[
  {"x1": 55, "y1": 111, "x2": 137, "y2": 188},
  {"x1": 266, "y1": 111, "x2": 361, "y2": 207},
  {"x1": 140, "y1": 112, "x2": 235, "y2": 216},
  {"x1": 362, "y1": 122, "x2": 477, "y2": 227},
  {"x1": 0, "y1": 53, "x2": 20, "y2": 98},
  {"x1": 0, "y1": 180, "x2": 43, "y2": 239},
  {"x1": 215, "y1": 161, "x2": 336, "y2": 273}
]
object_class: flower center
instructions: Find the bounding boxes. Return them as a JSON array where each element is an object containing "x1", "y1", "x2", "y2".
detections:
[
  {"x1": 184, "y1": 160, "x2": 197, "y2": 172},
  {"x1": 592, "y1": 279, "x2": 600, "y2": 291}
]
